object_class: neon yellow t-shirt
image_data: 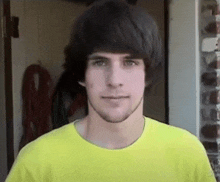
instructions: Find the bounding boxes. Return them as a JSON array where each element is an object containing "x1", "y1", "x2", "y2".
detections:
[{"x1": 6, "y1": 117, "x2": 216, "y2": 182}]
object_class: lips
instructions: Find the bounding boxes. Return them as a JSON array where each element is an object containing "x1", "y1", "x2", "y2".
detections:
[{"x1": 101, "y1": 96, "x2": 129, "y2": 99}]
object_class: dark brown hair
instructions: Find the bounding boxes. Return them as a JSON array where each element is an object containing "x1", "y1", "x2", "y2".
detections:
[{"x1": 63, "y1": 0, "x2": 164, "y2": 85}]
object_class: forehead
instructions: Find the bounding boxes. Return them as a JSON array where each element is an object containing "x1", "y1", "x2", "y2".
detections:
[
  {"x1": 88, "y1": 51, "x2": 145, "y2": 60},
  {"x1": 88, "y1": 52, "x2": 130, "y2": 59}
]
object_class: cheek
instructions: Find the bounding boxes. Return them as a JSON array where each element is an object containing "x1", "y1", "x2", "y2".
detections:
[
  {"x1": 85, "y1": 70, "x2": 103, "y2": 92},
  {"x1": 87, "y1": 83, "x2": 94, "y2": 89},
  {"x1": 128, "y1": 71, "x2": 145, "y2": 93},
  {"x1": 86, "y1": 69, "x2": 105, "y2": 83},
  {"x1": 130, "y1": 71, "x2": 145, "y2": 84}
]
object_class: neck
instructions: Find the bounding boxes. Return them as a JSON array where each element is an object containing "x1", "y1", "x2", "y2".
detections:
[{"x1": 75, "y1": 100, "x2": 145, "y2": 149}]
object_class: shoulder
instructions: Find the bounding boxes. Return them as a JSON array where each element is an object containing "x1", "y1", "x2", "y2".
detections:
[
  {"x1": 30, "y1": 122, "x2": 75, "y2": 144},
  {"x1": 145, "y1": 117, "x2": 209, "y2": 162},
  {"x1": 18, "y1": 122, "x2": 76, "y2": 161},
  {"x1": 6, "y1": 122, "x2": 78, "y2": 181},
  {"x1": 145, "y1": 118, "x2": 215, "y2": 181},
  {"x1": 145, "y1": 117, "x2": 206, "y2": 154},
  {"x1": 146, "y1": 117, "x2": 198, "y2": 139}
]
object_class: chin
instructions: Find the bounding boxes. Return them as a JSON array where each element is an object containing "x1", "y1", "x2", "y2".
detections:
[
  {"x1": 88, "y1": 97, "x2": 143, "y2": 123},
  {"x1": 99, "y1": 112, "x2": 131, "y2": 123}
]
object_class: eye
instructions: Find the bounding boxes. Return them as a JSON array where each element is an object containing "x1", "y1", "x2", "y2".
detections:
[
  {"x1": 124, "y1": 59, "x2": 139, "y2": 66},
  {"x1": 91, "y1": 59, "x2": 107, "y2": 66}
]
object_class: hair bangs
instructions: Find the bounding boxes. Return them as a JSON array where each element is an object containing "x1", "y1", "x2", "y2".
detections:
[
  {"x1": 81, "y1": 7, "x2": 149, "y2": 59},
  {"x1": 64, "y1": 0, "x2": 163, "y2": 85}
]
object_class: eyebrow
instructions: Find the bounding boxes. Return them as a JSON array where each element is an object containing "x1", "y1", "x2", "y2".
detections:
[
  {"x1": 88, "y1": 54, "x2": 143, "y2": 60},
  {"x1": 124, "y1": 55, "x2": 142, "y2": 59},
  {"x1": 88, "y1": 55, "x2": 107, "y2": 60}
]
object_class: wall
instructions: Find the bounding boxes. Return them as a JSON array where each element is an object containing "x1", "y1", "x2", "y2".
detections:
[
  {"x1": 169, "y1": 0, "x2": 200, "y2": 136},
  {"x1": 200, "y1": 0, "x2": 220, "y2": 180}
]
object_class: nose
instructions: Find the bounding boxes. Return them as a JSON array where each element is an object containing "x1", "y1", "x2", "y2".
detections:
[{"x1": 106, "y1": 64, "x2": 123, "y2": 88}]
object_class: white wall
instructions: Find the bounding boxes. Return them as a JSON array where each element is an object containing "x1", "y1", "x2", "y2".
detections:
[{"x1": 169, "y1": 0, "x2": 200, "y2": 137}]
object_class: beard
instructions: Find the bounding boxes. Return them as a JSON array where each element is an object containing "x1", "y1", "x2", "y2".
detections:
[{"x1": 88, "y1": 96, "x2": 143, "y2": 123}]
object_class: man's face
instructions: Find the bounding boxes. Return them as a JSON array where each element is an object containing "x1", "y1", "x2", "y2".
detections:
[{"x1": 79, "y1": 52, "x2": 146, "y2": 123}]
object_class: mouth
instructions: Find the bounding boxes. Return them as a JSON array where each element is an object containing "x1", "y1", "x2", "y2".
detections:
[
  {"x1": 101, "y1": 96, "x2": 129, "y2": 107},
  {"x1": 101, "y1": 96, "x2": 129, "y2": 99}
]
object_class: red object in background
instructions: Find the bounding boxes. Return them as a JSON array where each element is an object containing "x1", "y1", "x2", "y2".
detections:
[{"x1": 20, "y1": 64, "x2": 53, "y2": 149}]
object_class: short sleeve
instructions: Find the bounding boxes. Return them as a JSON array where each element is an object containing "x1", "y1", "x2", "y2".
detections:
[
  {"x1": 5, "y1": 150, "x2": 39, "y2": 182},
  {"x1": 194, "y1": 142, "x2": 216, "y2": 182},
  {"x1": 5, "y1": 140, "x2": 47, "y2": 182},
  {"x1": 182, "y1": 132, "x2": 216, "y2": 182}
]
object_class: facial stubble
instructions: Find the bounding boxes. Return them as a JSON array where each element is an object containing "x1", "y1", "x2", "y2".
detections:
[{"x1": 88, "y1": 96, "x2": 144, "y2": 123}]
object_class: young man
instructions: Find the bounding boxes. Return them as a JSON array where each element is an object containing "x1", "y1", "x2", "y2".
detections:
[{"x1": 6, "y1": 0, "x2": 216, "y2": 181}]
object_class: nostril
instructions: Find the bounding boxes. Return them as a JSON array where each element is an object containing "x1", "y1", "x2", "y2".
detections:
[{"x1": 107, "y1": 82, "x2": 123, "y2": 88}]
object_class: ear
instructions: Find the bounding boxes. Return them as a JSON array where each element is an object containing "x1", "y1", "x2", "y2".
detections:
[
  {"x1": 145, "y1": 79, "x2": 152, "y2": 87},
  {"x1": 78, "y1": 81, "x2": 86, "y2": 87}
]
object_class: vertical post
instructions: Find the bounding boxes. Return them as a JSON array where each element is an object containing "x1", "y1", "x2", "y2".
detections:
[
  {"x1": 164, "y1": 0, "x2": 169, "y2": 124},
  {"x1": 0, "y1": 0, "x2": 8, "y2": 180},
  {"x1": 168, "y1": 0, "x2": 200, "y2": 137},
  {"x1": 3, "y1": 0, "x2": 14, "y2": 173}
]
